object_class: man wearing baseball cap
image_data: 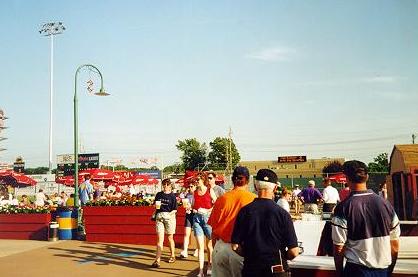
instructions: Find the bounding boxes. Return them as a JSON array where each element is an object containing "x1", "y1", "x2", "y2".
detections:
[
  {"x1": 231, "y1": 169, "x2": 299, "y2": 276},
  {"x1": 208, "y1": 166, "x2": 256, "y2": 277},
  {"x1": 298, "y1": 180, "x2": 322, "y2": 214}
]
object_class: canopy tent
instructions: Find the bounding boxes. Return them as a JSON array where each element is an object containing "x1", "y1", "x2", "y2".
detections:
[{"x1": 0, "y1": 170, "x2": 37, "y2": 187}]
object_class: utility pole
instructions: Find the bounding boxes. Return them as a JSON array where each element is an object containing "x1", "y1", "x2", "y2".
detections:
[{"x1": 228, "y1": 127, "x2": 233, "y2": 173}]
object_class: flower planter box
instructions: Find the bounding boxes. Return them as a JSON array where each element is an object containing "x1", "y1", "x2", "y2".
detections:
[
  {"x1": 0, "y1": 213, "x2": 51, "y2": 240},
  {"x1": 83, "y1": 206, "x2": 186, "y2": 246}
]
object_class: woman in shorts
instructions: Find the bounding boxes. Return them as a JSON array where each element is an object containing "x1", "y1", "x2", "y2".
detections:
[
  {"x1": 192, "y1": 173, "x2": 217, "y2": 276},
  {"x1": 180, "y1": 183, "x2": 198, "y2": 258},
  {"x1": 151, "y1": 178, "x2": 178, "y2": 268}
]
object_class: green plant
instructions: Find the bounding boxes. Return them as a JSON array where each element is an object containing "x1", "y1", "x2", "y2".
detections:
[
  {"x1": 0, "y1": 205, "x2": 51, "y2": 214},
  {"x1": 85, "y1": 196, "x2": 154, "y2": 207}
]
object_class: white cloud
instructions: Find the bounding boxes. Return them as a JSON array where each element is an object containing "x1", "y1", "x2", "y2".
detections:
[
  {"x1": 298, "y1": 75, "x2": 404, "y2": 87},
  {"x1": 362, "y1": 76, "x2": 401, "y2": 84},
  {"x1": 246, "y1": 47, "x2": 296, "y2": 62}
]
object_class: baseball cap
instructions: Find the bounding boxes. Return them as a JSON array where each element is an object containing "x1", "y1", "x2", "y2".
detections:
[
  {"x1": 308, "y1": 180, "x2": 315, "y2": 186},
  {"x1": 232, "y1": 166, "x2": 250, "y2": 179},
  {"x1": 255, "y1": 169, "x2": 278, "y2": 185}
]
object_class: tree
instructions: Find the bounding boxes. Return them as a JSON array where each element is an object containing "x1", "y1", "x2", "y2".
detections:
[
  {"x1": 163, "y1": 163, "x2": 184, "y2": 174},
  {"x1": 208, "y1": 137, "x2": 240, "y2": 170},
  {"x1": 176, "y1": 138, "x2": 207, "y2": 170},
  {"x1": 322, "y1": 160, "x2": 343, "y2": 176},
  {"x1": 368, "y1": 153, "x2": 389, "y2": 173},
  {"x1": 24, "y1": 167, "x2": 49, "y2": 175}
]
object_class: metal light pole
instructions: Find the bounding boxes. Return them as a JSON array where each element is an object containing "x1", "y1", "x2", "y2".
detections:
[
  {"x1": 39, "y1": 22, "x2": 65, "y2": 173},
  {"x1": 74, "y1": 64, "x2": 109, "y2": 208}
]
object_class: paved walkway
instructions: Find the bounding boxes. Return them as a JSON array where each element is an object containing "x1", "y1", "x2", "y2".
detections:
[{"x1": 0, "y1": 240, "x2": 201, "y2": 277}]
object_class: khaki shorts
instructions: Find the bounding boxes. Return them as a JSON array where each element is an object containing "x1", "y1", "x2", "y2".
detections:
[
  {"x1": 304, "y1": 203, "x2": 319, "y2": 214},
  {"x1": 156, "y1": 212, "x2": 176, "y2": 235}
]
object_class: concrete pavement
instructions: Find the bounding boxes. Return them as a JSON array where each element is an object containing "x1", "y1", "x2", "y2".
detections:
[{"x1": 0, "y1": 240, "x2": 201, "y2": 277}]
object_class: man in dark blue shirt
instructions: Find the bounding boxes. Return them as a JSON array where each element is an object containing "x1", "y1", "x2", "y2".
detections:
[{"x1": 231, "y1": 169, "x2": 299, "y2": 277}]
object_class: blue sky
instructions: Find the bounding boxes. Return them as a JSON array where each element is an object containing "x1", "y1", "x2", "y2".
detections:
[{"x1": 0, "y1": 0, "x2": 417, "y2": 168}]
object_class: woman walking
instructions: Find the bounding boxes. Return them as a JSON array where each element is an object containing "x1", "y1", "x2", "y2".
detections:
[
  {"x1": 192, "y1": 173, "x2": 217, "y2": 276},
  {"x1": 151, "y1": 178, "x2": 178, "y2": 268},
  {"x1": 180, "y1": 182, "x2": 198, "y2": 258}
]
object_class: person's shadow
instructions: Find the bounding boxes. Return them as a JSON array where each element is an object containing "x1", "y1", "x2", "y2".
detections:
[{"x1": 48, "y1": 242, "x2": 200, "y2": 276}]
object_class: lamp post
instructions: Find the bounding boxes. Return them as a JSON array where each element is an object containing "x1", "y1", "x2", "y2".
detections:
[
  {"x1": 74, "y1": 64, "x2": 109, "y2": 208},
  {"x1": 39, "y1": 22, "x2": 65, "y2": 173}
]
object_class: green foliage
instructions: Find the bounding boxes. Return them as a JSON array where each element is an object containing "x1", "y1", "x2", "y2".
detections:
[
  {"x1": 24, "y1": 167, "x2": 49, "y2": 175},
  {"x1": 0, "y1": 205, "x2": 51, "y2": 214},
  {"x1": 163, "y1": 163, "x2": 184, "y2": 174},
  {"x1": 368, "y1": 153, "x2": 389, "y2": 173},
  {"x1": 85, "y1": 196, "x2": 154, "y2": 207},
  {"x1": 176, "y1": 138, "x2": 208, "y2": 170},
  {"x1": 322, "y1": 160, "x2": 343, "y2": 175},
  {"x1": 208, "y1": 137, "x2": 240, "y2": 170}
]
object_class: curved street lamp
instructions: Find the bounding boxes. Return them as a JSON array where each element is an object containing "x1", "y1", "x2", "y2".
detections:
[{"x1": 74, "y1": 64, "x2": 109, "y2": 208}]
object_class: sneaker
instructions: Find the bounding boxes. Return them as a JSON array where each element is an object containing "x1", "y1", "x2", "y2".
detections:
[
  {"x1": 179, "y1": 250, "x2": 188, "y2": 258},
  {"x1": 207, "y1": 265, "x2": 212, "y2": 275},
  {"x1": 193, "y1": 249, "x2": 199, "y2": 257}
]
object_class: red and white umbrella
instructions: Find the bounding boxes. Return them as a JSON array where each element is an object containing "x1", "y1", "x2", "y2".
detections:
[
  {"x1": 129, "y1": 175, "x2": 150, "y2": 185},
  {"x1": 328, "y1": 173, "x2": 347, "y2": 184},
  {"x1": 55, "y1": 175, "x2": 84, "y2": 186},
  {"x1": 0, "y1": 170, "x2": 37, "y2": 187},
  {"x1": 81, "y1": 168, "x2": 115, "y2": 180},
  {"x1": 147, "y1": 178, "x2": 159, "y2": 185}
]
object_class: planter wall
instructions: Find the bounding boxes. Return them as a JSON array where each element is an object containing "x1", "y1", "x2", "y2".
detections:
[
  {"x1": 83, "y1": 206, "x2": 187, "y2": 246},
  {"x1": 0, "y1": 213, "x2": 51, "y2": 240}
]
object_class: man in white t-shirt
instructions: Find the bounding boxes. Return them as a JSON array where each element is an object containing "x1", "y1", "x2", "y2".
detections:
[
  {"x1": 35, "y1": 189, "x2": 47, "y2": 207},
  {"x1": 322, "y1": 178, "x2": 339, "y2": 213}
]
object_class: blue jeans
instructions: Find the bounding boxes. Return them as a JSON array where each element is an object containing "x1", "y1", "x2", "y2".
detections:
[
  {"x1": 192, "y1": 212, "x2": 212, "y2": 238},
  {"x1": 344, "y1": 262, "x2": 388, "y2": 277}
]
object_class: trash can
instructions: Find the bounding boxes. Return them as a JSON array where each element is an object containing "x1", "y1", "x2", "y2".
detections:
[
  {"x1": 57, "y1": 209, "x2": 78, "y2": 240},
  {"x1": 48, "y1": 221, "x2": 59, "y2": 242}
]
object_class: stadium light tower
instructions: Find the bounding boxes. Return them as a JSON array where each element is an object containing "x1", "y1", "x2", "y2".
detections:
[{"x1": 39, "y1": 22, "x2": 66, "y2": 173}]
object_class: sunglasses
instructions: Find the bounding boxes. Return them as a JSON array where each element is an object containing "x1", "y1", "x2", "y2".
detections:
[
  {"x1": 208, "y1": 177, "x2": 214, "y2": 180},
  {"x1": 162, "y1": 183, "x2": 171, "y2": 186}
]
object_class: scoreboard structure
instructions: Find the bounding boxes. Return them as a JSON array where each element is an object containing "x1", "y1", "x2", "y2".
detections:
[{"x1": 56, "y1": 153, "x2": 100, "y2": 177}]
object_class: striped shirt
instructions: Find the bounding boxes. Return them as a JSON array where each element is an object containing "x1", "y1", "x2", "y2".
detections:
[{"x1": 331, "y1": 190, "x2": 400, "y2": 269}]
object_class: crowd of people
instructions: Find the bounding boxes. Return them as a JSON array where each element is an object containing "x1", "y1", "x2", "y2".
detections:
[
  {"x1": 1, "y1": 161, "x2": 399, "y2": 277},
  {"x1": 150, "y1": 161, "x2": 400, "y2": 277},
  {"x1": 0, "y1": 188, "x2": 75, "y2": 208}
]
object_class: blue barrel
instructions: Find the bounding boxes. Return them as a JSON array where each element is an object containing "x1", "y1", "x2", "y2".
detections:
[{"x1": 57, "y1": 210, "x2": 78, "y2": 240}]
